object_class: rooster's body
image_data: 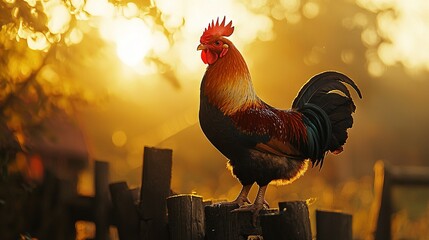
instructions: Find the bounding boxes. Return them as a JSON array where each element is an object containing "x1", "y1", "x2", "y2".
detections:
[{"x1": 198, "y1": 18, "x2": 362, "y2": 214}]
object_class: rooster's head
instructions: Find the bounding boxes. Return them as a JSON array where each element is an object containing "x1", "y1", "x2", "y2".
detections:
[{"x1": 197, "y1": 17, "x2": 234, "y2": 65}]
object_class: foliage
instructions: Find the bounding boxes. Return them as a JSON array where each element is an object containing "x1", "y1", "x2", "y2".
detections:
[
  {"x1": 0, "y1": 26, "x2": 88, "y2": 178},
  {"x1": 0, "y1": 0, "x2": 171, "y2": 177}
]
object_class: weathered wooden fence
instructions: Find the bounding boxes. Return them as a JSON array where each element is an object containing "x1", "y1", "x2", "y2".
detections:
[
  {"x1": 69, "y1": 147, "x2": 173, "y2": 240},
  {"x1": 371, "y1": 160, "x2": 429, "y2": 240},
  {"x1": 67, "y1": 146, "x2": 353, "y2": 240}
]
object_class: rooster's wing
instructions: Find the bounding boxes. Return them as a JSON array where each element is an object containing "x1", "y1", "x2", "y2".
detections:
[{"x1": 229, "y1": 103, "x2": 307, "y2": 159}]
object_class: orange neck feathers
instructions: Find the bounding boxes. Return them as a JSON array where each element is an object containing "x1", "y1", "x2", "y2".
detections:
[{"x1": 201, "y1": 40, "x2": 260, "y2": 115}]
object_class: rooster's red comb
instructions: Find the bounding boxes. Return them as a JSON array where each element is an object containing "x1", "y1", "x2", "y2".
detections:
[{"x1": 200, "y1": 17, "x2": 234, "y2": 43}]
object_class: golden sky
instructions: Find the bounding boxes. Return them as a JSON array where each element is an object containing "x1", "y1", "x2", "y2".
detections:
[{"x1": 56, "y1": 0, "x2": 429, "y2": 182}]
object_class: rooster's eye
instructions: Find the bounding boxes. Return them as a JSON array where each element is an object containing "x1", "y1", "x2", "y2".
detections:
[{"x1": 214, "y1": 40, "x2": 221, "y2": 46}]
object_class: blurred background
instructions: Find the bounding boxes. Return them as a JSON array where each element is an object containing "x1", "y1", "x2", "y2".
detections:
[{"x1": 1, "y1": 0, "x2": 429, "y2": 239}]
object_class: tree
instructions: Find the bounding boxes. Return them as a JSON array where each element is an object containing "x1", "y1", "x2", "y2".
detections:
[{"x1": 0, "y1": 0, "x2": 175, "y2": 178}]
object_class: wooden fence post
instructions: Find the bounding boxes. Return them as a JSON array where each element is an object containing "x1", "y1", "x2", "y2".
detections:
[
  {"x1": 109, "y1": 182, "x2": 140, "y2": 240},
  {"x1": 260, "y1": 201, "x2": 312, "y2": 240},
  {"x1": 166, "y1": 194, "x2": 205, "y2": 240},
  {"x1": 94, "y1": 161, "x2": 110, "y2": 240},
  {"x1": 205, "y1": 204, "x2": 240, "y2": 240},
  {"x1": 373, "y1": 161, "x2": 391, "y2": 240},
  {"x1": 372, "y1": 161, "x2": 429, "y2": 240},
  {"x1": 140, "y1": 147, "x2": 172, "y2": 240},
  {"x1": 205, "y1": 204, "x2": 277, "y2": 240},
  {"x1": 316, "y1": 210, "x2": 352, "y2": 240}
]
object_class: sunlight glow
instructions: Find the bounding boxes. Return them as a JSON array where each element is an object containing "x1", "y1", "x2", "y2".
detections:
[
  {"x1": 65, "y1": 28, "x2": 83, "y2": 46},
  {"x1": 99, "y1": 16, "x2": 162, "y2": 67},
  {"x1": 115, "y1": 18, "x2": 152, "y2": 66},
  {"x1": 92, "y1": 0, "x2": 276, "y2": 73},
  {"x1": 71, "y1": 0, "x2": 85, "y2": 10},
  {"x1": 98, "y1": 14, "x2": 171, "y2": 67},
  {"x1": 271, "y1": 0, "x2": 302, "y2": 22},
  {"x1": 45, "y1": 3, "x2": 71, "y2": 34},
  {"x1": 23, "y1": 0, "x2": 36, "y2": 7},
  {"x1": 27, "y1": 32, "x2": 49, "y2": 51},
  {"x1": 84, "y1": 0, "x2": 114, "y2": 17},
  {"x1": 303, "y1": 2, "x2": 320, "y2": 19},
  {"x1": 148, "y1": 0, "x2": 275, "y2": 75},
  {"x1": 358, "y1": 0, "x2": 429, "y2": 74}
]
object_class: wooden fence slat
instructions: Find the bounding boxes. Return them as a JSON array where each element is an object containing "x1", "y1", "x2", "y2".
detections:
[
  {"x1": 316, "y1": 210, "x2": 352, "y2": 240},
  {"x1": 390, "y1": 164, "x2": 429, "y2": 185},
  {"x1": 109, "y1": 182, "x2": 140, "y2": 240},
  {"x1": 260, "y1": 201, "x2": 312, "y2": 240},
  {"x1": 140, "y1": 147, "x2": 172, "y2": 240},
  {"x1": 167, "y1": 194, "x2": 205, "y2": 240},
  {"x1": 94, "y1": 161, "x2": 110, "y2": 240}
]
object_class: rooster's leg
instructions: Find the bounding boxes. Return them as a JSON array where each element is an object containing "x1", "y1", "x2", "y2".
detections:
[
  {"x1": 233, "y1": 185, "x2": 269, "y2": 211},
  {"x1": 254, "y1": 185, "x2": 269, "y2": 209},
  {"x1": 232, "y1": 185, "x2": 269, "y2": 226},
  {"x1": 219, "y1": 184, "x2": 253, "y2": 206},
  {"x1": 233, "y1": 184, "x2": 253, "y2": 206}
]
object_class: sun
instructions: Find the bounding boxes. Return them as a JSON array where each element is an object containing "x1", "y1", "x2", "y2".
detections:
[
  {"x1": 114, "y1": 18, "x2": 152, "y2": 66},
  {"x1": 98, "y1": 16, "x2": 153, "y2": 66},
  {"x1": 98, "y1": 14, "x2": 170, "y2": 74}
]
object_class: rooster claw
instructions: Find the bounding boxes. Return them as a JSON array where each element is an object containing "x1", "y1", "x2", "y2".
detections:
[
  {"x1": 231, "y1": 203, "x2": 265, "y2": 212},
  {"x1": 214, "y1": 197, "x2": 251, "y2": 208}
]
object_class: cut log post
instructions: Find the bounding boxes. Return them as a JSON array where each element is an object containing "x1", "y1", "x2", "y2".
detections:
[
  {"x1": 109, "y1": 182, "x2": 140, "y2": 240},
  {"x1": 203, "y1": 200, "x2": 213, "y2": 207},
  {"x1": 94, "y1": 161, "x2": 110, "y2": 240},
  {"x1": 316, "y1": 210, "x2": 352, "y2": 240},
  {"x1": 140, "y1": 147, "x2": 172, "y2": 240},
  {"x1": 166, "y1": 194, "x2": 205, "y2": 240},
  {"x1": 236, "y1": 208, "x2": 278, "y2": 237},
  {"x1": 260, "y1": 201, "x2": 312, "y2": 240},
  {"x1": 205, "y1": 204, "x2": 277, "y2": 240},
  {"x1": 205, "y1": 204, "x2": 240, "y2": 240}
]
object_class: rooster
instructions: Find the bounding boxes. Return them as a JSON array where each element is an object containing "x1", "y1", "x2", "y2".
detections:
[{"x1": 197, "y1": 17, "x2": 362, "y2": 217}]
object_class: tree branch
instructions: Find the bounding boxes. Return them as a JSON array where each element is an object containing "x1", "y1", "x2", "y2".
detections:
[{"x1": 0, "y1": 45, "x2": 55, "y2": 112}]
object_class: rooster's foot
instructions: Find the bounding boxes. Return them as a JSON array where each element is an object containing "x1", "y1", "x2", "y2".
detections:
[
  {"x1": 215, "y1": 197, "x2": 251, "y2": 208},
  {"x1": 231, "y1": 201, "x2": 268, "y2": 213},
  {"x1": 215, "y1": 184, "x2": 253, "y2": 207}
]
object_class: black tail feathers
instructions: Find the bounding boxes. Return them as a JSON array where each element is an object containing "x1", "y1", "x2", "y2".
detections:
[{"x1": 292, "y1": 71, "x2": 362, "y2": 167}]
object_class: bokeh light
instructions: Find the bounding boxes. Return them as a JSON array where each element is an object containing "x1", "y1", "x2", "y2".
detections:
[
  {"x1": 27, "y1": 32, "x2": 49, "y2": 51},
  {"x1": 303, "y1": 1, "x2": 320, "y2": 19},
  {"x1": 84, "y1": 0, "x2": 114, "y2": 17},
  {"x1": 357, "y1": 0, "x2": 429, "y2": 74},
  {"x1": 45, "y1": 2, "x2": 71, "y2": 34},
  {"x1": 112, "y1": 130, "x2": 127, "y2": 147}
]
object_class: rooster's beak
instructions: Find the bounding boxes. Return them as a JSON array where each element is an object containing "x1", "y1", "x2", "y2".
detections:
[{"x1": 197, "y1": 44, "x2": 206, "y2": 51}]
